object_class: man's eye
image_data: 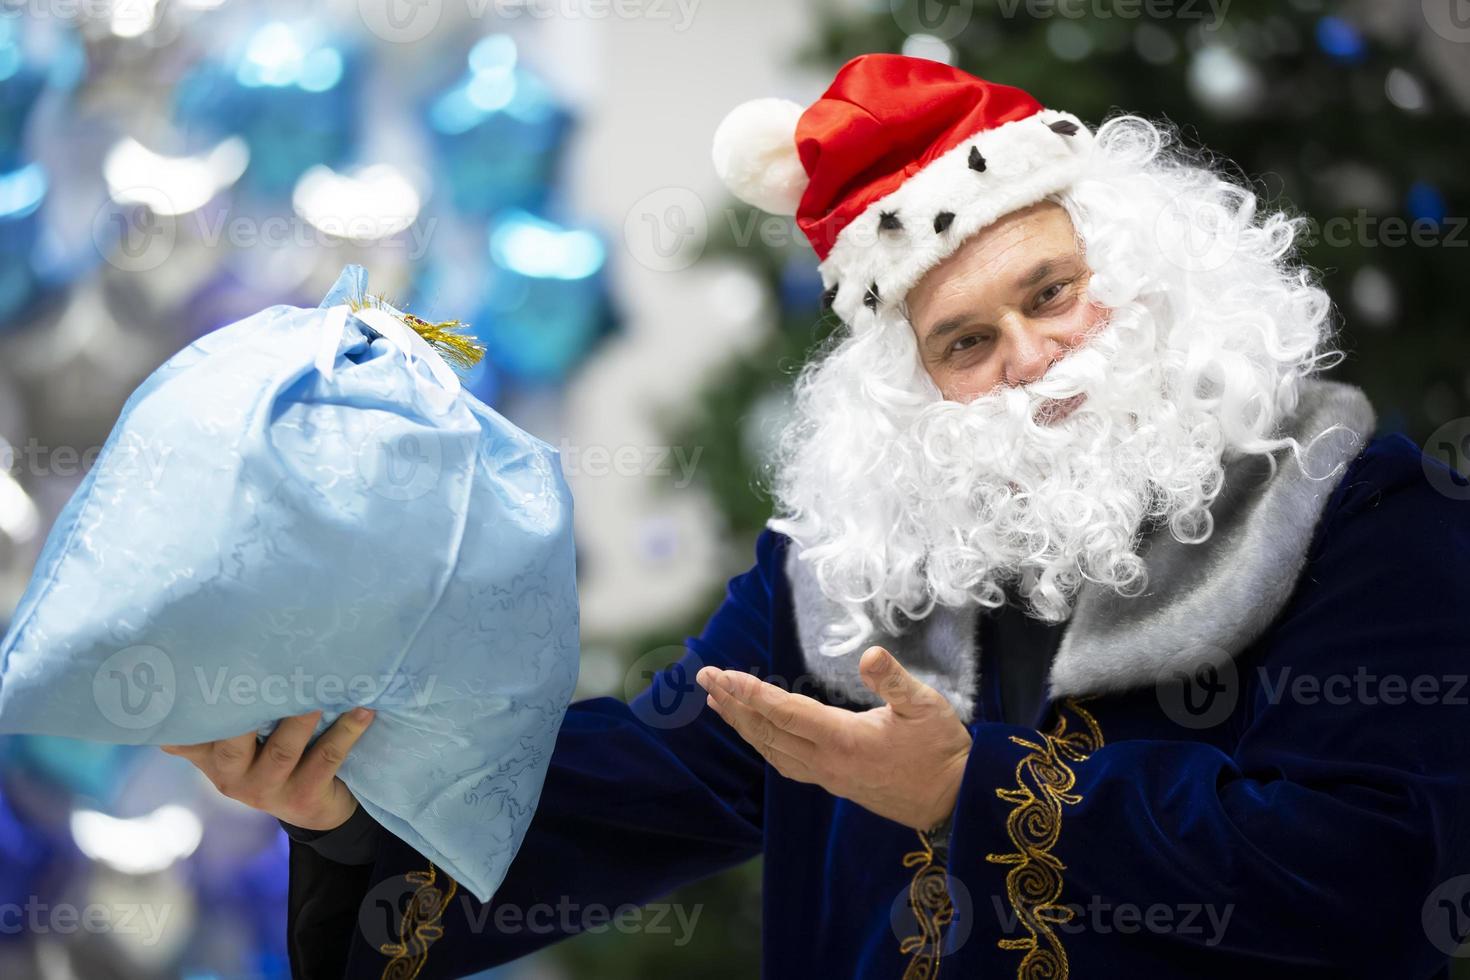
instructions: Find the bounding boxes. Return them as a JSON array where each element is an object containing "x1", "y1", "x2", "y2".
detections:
[
  {"x1": 951, "y1": 334, "x2": 990, "y2": 355},
  {"x1": 1035, "y1": 280, "x2": 1071, "y2": 308}
]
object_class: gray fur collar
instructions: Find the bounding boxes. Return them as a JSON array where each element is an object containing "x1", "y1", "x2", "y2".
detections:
[{"x1": 783, "y1": 379, "x2": 1377, "y2": 722}]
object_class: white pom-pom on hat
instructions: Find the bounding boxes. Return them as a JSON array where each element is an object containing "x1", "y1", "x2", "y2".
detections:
[{"x1": 711, "y1": 97, "x2": 809, "y2": 217}]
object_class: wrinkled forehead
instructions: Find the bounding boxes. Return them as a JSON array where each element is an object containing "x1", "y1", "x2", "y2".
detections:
[{"x1": 903, "y1": 201, "x2": 1087, "y2": 327}]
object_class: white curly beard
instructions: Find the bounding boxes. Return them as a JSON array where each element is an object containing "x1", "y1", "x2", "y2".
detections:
[{"x1": 767, "y1": 294, "x2": 1230, "y2": 658}]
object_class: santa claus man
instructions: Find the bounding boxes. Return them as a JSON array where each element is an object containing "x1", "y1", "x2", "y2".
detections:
[{"x1": 164, "y1": 54, "x2": 1470, "y2": 978}]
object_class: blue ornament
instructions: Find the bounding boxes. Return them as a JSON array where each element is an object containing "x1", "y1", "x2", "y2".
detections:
[
  {"x1": 405, "y1": 254, "x2": 505, "y2": 407},
  {"x1": 1406, "y1": 181, "x2": 1447, "y2": 225},
  {"x1": 174, "y1": 21, "x2": 358, "y2": 200},
  {"x1": 477, "y1": 208, "x2": 612, "y2": 383},
  {"x1": 0, "y1": 778, "x2": 55, "y2": 928},
  {"x1": 0, "y1": 25, "x2": 44, "y2": 174},
  {"x1": 0, "y1": 161, "x2": 45, "y2": 329},
  {"x1": 1315, "y1": 16, "x2": 1366, "y2": 63},
  {"x1": 778, "y1": 252, "x2": 826, "y2": 312},
  {"x1": 7, "y1": 735, "x2": 135, "y2": 802},
  {"x1": 427, "y1": 34, "x2": 571, "y2": 217}
]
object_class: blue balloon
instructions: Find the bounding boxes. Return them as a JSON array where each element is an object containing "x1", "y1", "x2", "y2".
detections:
[
  {"x1": 1315, "y1": 16, "x2": 1367, "y2": 63},
  {"x1": 476, "y1": 208, "x2": 613, "y2": 383},
  {"x1": 0, "y1": 161, "x2": 45, "y2": 330},
  {"x1": 427, "y1": 36, "x2": 571, "y2": 217},
  {"x1": 173, "y1": 22, "x2": 358, "y2": 199},
  {"x1": 778, "y1": 252, "x2": 826, "y2": 313},
  {"x1": 0, "y1": 778, "x2": 55, "y2": 929},
  {"x1": 1406, "y1": 181, "x2": 1447, "y2": 225},
  {"x1": 8, "y1": 735, "x2": 134, "y2": 802}
]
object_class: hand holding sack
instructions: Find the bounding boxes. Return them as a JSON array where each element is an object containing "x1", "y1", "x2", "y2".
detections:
[{"x1": 0, "y1": 264, "x2": 580, "y2": 903}]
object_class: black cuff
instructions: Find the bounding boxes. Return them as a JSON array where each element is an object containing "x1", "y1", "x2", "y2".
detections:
[{"x1": 279, "y1": 804, "x2": 382, "y2": 866}]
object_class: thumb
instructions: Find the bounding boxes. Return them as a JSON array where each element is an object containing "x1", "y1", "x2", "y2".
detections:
[{"x1": 859, "y1": 646, "x2": 933, "y2": 718}]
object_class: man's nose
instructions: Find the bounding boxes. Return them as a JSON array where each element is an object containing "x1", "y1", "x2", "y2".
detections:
[{"x1": 1001, "y1": 323, "x2": 1065, "y2": 387}]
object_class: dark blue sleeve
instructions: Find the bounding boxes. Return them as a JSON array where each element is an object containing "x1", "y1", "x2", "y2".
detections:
[
  {"x1": 286, "y1": 527, "x2": 782, "y2": 979},
  {"x1": 945, "y1": 435, "x2": 1470, "y2": 976}
]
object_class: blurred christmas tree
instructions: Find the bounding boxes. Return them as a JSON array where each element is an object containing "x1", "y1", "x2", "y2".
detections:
[{"x1": 678, "y1": 0, "x2": 1470, "y2": 546}]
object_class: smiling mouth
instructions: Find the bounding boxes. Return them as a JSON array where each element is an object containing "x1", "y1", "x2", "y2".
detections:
[{"x1": 1035, "y1": 393, "x2": 1086, "y2": 425}]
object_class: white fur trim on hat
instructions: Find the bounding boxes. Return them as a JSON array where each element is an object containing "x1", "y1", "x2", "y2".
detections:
[
  {"x1": 711, "y1": 97, "x2": 809, "y2": 217},
  {"x1": 819, "y1": 109, "x2": 1094, "y2": 328}
]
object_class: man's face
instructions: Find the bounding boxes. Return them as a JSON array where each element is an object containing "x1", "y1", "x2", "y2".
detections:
[{"x1": 904, "y1": 200, "x2": 1108, "y2": 409}]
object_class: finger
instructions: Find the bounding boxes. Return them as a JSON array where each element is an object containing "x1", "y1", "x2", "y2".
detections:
[
  {"x1": 290, "y1": 707, "x2": 375, "y2": 794},
  {"x1": 210, "y1": 731, "x2": 260, "y2": 782},
  {"x1": 859, "y1": 646, "x2": 944, "y2": 719},
  {"x1": 712, "y1": 669, "x2": 850, "y2": 744},
  {"x1": 706, "y1": 683, "x2": 817, "y2": 762},
  {"x1": 251, "y1": 711, "x2": 323, "y2": 790},
  {"x1": 706, "y1": 693, "x2": 819, "y2": 782},
  {"x1": 159, "y1": 743, "x2": 210, "y2": 765}
]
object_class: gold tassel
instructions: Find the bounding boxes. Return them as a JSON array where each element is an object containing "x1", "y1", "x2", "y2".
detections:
[{"x1": 348, "y1": 291, "x2": 487, "y2": 372}]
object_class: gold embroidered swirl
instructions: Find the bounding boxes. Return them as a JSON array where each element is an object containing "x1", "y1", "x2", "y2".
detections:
[
  {"x1": 379, "y1": 862, "x2": 457, "y2": 980},
  {"x1": 899, "y1": 828, "x2": 955, "y2": 979},
  {"x1": 985, "y1": 697, "x2": 1104, "y2": 979}
]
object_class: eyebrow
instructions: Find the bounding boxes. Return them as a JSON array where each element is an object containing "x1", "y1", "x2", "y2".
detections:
[{"x1": 920, "y1": 255, "x2": 1079, "y2": 352}]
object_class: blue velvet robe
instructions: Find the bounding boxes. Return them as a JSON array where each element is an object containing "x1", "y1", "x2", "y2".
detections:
[{"x1": 287, "y1": 431, "x2": 1470, "y2": 979}]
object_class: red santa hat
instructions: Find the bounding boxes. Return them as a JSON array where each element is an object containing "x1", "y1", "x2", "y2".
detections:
[{"x1": 711, "y1": 53, "x2": 1094, "y2": 327}]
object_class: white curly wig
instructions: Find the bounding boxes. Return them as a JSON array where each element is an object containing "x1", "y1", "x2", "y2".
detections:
[{"x1": 764, "y1": 114, "x2": 1347, "y2": 658}]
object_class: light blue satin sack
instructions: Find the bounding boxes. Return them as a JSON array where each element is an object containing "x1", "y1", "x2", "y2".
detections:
[{"x1": 0, "y1": 265, "x2": 580, "y2": 903}]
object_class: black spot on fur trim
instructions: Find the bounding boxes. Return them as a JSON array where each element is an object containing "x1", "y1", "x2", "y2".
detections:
[
  {"x1": 864, "y1": 283, "x2": 880, "y2": 311},
  {"x1": 878, "y1": 210, "x2": 902, "y2": 231},
  {"x1": 821, "y1": 283, "x2": 838, "y2": 310},
  {"x1": 968, "y1": 146, "x2": 986, "y2": 172},
  {"x1": 933, "y1": 211, "x2": 955, "y2": 234},
  {"x1": 1049, "y1": 119, "x2": 1079, "y2": 136}
]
